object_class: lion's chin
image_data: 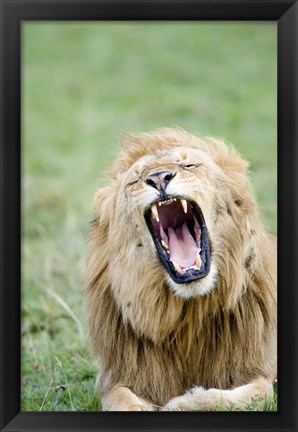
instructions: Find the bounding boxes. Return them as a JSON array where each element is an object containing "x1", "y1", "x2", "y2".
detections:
[
  {"x1": 144, "y1": 197, "x2": 211, "y2": 284},
  {"x1": 166, "y1": 263, "x2": 218, "y2": 299}
]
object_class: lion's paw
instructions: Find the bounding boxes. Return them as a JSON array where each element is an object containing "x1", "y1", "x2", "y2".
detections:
[
  {"x1": 105, "y1": 401, "x2": 155, "y2": 411},
  {"x1": 161, "y1": 387, "x2": 207, "y2": 411},
  {"x1": 124, "y1": 404, "x2": 152, "y2": 411}
]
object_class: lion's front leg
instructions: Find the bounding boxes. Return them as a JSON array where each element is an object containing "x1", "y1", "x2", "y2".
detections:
[
  {"x1": 162, "y1": 377, "x2": 274, "y2": 411},
  {"x1": 101, "y1": 385, "x2": 155, "y2": 411}
]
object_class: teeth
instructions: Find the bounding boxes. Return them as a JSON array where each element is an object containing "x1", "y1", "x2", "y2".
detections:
[
  {"x1": 172, "y1": 260, "x2": 184, "y2": 274},
  {"x1": 151, "y1": 198, "x2": 188, "y2": 219},
  {"x1": 196, "y1": 252, "x2": 202, "y2": 269},
  {"x1": 151, "y1": 203, "x2": 159, "y2": 222},
  {"x1": 181, "y1": 199, "x2": 187, "y2": 213},
  {"x1": 157, "y1": 198, "x2": 177, "y2": 206},
  {"x1": 161, "y1": 240, "x2": 169, "y2": 250}
]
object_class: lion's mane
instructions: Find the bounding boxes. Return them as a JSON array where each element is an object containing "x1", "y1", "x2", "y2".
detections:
[{"x1": 85, "y1": 128, "x2": 276, "y2": 407}]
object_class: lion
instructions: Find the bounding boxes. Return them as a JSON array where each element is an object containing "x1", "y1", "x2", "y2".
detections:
[{"x1": 85, "y1": 127, "x2": 277, "y2": 411}]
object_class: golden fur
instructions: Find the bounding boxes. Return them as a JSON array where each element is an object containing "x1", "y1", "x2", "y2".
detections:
[{"x1": 85, "y1": 128, "x2": 277, "y2": 411}]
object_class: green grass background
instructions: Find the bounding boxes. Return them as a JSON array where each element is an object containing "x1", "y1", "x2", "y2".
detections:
[{"x1": 22, "y1": 22, "x2": 277, "y2": 411}]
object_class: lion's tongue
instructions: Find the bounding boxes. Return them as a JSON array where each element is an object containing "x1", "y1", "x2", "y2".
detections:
[{"x1": 168, "y1": 223, "x2": 198, "y2": 268}]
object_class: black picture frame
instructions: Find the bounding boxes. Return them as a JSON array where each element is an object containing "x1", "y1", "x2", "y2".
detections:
[{"x1": 1, "y1": 1, "x2": 297, "y2": 431}]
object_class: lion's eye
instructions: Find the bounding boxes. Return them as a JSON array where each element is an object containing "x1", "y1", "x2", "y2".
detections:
[
  {"x1": 184, "y1": 164, "x2": 198, "y2": 169},
  {"x1": 126, "y1": 179, "x2": 139, "y2": 187},
  {"x1": 183, "y1": 162, "x2": 204, "y2": 170},
  {"x1": 128, "y1": 180, "x2": 138, "y2": 186}
]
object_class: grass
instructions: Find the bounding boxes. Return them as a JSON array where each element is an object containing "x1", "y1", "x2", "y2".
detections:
[{"x1": 22, "y1": 22, "x2": 277, "y2": 411}]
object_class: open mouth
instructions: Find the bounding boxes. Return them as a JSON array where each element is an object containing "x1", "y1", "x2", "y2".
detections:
[{"x1": 144, "y1": 198, "x2": 211, "y2": 284}]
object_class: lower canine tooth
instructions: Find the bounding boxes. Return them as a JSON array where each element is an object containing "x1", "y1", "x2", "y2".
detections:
[
  {"x1": 172, "y1": 261, "x2": 183, "y2": 274},
  {"x1": 181, "y1": 199, "x2": 188, "y2": 213},
  {"x1": 196, "y1": 253, "x2": 202, "y2": 269},
  {"x1": 151, "y1": 204, "x2": 159, "y2": 222}
]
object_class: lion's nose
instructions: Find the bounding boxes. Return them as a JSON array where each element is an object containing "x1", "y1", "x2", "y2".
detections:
[{"x1": 145, "y1": 170, "x2": 176, "y2": 191}]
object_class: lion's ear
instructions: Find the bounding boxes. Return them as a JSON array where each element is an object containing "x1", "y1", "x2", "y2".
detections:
[
  {"x1": 93, "y1": 186, "x2": 110, "y2": 210},
  {"x1": 85, "y1": 186, "x2": 111, "y2": 301},
  {"x1": 92, "y1": 186, "x2": 115, "y2": 227},
  {"x1": 204, "y1": 137, "x2": 249, "y2": 174}
]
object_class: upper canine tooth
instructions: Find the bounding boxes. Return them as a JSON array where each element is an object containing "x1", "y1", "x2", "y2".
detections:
[
  {"x1": 181, "y1": 199, "x2": 187, "y2": 213},
  {"x1": 161, "y1": 240, "x2": 169, "y2": 250},
  {"x1": 151, "y1": 203, "x2": 159, "y2": 222}
]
